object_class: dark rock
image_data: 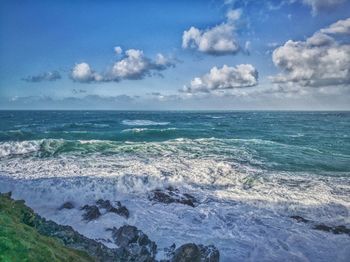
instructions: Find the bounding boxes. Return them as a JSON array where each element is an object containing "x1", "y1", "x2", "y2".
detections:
[
  {"x1": 290, "y1": 215, "x2": 309, "y2": 223},
  {"x1": 96, "y1": 199, "x2": 113, "y2": 210},
  {"x1": 111, "y1": 225, "x2": 157, "y2": 261},
  {"x1": 313, "y1": 224, "x2": 333, "y2": 232},
  {"x1": 313, "y1": 224, "x2": 350, "y2": 235},
  {"x1": 332, "y1": 225, "x2": 350, "y2": 235},
  {"x1": 59, "y1": 201, "x2": 75, "y2": 210},
  {"x1": 170, "y1": 243, "x2": 220, "y2": 262},
  {"x1": 96, "y1": 199, "x2": 129, "y2": 219},
  {"x1": 81, "y1": 205, "x2": 101, "y2": 221},
  {"x1": 171, "y1": 243, "x2": 201, "y2": 262},
  {"x1": 149, "y1": 187, "x2": 198, "y2": 207}
]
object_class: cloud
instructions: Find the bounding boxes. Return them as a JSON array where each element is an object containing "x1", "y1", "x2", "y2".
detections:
[
  {"x1": 270, "y1": 18, "x2": 350, "y2": 89},
  {"x1": 182, "y1": 9, "x2": 242, "y2": 55},
  {"x1": 300, "y1": 0, "x2": 345, "y2": 15},
  {"x1": 114, "y1": 46, "x2": 123, "y2": 55},
  {"x1": 71, "y1": 62, "x2": 103, "y2": 82},
  {"x1": 22, "y1": 71, "x2": 61, "y2": 82},
  {"x1": 1, "y1": 94, "x2": 136, "y2": 109},
  {"x1": 183, "y1": 64, "x2": 258, "y2": 93},
  {"x1": 71, "y1": 49, "x2": 175, "y2": 83},
  {"x1": 321, "y1": 17, "x2": 350, "y2": 35}
]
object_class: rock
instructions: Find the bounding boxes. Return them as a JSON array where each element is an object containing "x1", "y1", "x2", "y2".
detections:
[
  {"x1": 170, "y1": 243, "x2": 220, "y2": 262},
  {"x1": 96, "y1": 199, "x2": 130, "y2": 219},
  {"x1": 313, "y1": 224, "x2": 350, "y2": 235},
  {"x1": 332, "y1": 225, "x2": 350, "y2": 235},
  {"x1": 111, "y1": 225, "x2": 157, "y2": 261},
  {"x1": 81, "y1": 205, "x2": 101, "y2": 221},
  {"x1": 149, "y1": 187, "x2": 198, "y2": 207},
  {"x1": 58, "y1": 201, "x2": 75, "y2": 210},
  {"x1": 290, "y1": 215, "x2": 309, "y2": 223},
  {"x1": 96, "y1": 199, "x2": 113, "y2": 210},
  {"x1": 171, "y1": 243, "x2": 201, "y2": 262}
]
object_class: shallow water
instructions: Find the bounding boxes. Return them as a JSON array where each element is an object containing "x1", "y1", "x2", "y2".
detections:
[{"x1": 0, "y1": 111, "x2": 349, "y2": 261}]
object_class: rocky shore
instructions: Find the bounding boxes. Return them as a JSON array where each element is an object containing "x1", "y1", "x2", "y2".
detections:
[{"x1": 0, "y1": 191, "x2": 219, "y2": 261}]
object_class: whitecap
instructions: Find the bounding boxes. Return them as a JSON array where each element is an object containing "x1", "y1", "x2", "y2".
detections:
[{"x1": 122, "y1": 120, "x2": 170, "y2": 126}]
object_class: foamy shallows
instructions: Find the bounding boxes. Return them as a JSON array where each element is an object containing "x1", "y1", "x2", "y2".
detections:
[{"x1": 0, "y1": 111, "x2": 350, "y2": 261}]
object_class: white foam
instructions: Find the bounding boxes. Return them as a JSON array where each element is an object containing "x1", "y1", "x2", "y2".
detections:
[
  {"x1": 122, "y1": 120, "x2": 170, "y2": 126},
  {"x1": 0, "y1": 139, "x2": 349, "y2": 261},
  {"x1": 0, "y1": 140, "x2": 41, "y2": 157}
]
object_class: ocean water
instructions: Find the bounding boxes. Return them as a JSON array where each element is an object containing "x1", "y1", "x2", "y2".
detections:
[{"x1": 0, "y1": 111, "x2": 349, "y2": 261}]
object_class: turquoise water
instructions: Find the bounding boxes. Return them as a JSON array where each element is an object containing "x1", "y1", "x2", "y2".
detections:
[
  {"x1": 1, "y1": 111, "x2": 349, "y2": 174},
  {"x1": 0, "y1": 111, "x2": 349, "y2": 261}
]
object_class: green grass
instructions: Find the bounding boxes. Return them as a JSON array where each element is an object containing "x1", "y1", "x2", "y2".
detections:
[{"x1": 0, "y1": 193, "x2": 94, "y2": 262}]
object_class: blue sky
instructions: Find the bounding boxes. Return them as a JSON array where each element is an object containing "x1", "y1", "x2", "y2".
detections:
[{"x1": 0, "y1": 0, "x2": 349, "y2": 110}]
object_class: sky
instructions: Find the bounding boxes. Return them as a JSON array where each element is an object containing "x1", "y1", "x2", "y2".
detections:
[{"x1": 0, "y1": 0, "x2": 349, "y2": 110}]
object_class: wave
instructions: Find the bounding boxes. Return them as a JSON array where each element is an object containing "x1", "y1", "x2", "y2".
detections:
[
  {"x1": 122, "y1": 120, "x2": 170, "y2": 126},
  {"x1": 121, "y1": 127, "x2": 178, "y2": 134}
]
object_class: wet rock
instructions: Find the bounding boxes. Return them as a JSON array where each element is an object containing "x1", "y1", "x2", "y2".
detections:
[
  {"x1": 170, "y1": 243, "x2": 219, "y2": 262},
  {"x1": 332, "y1": 225, "x2": 350, "y2": 235},
  {"x1": 111, "y1": 225, "x2": 157, "y2": 261},
  {"x1": 81, "y1": 205, "x2": 101, "y2": 221},
  {"x1": 313, "y1": 224, "x2": 350, "y2": 235},
  {"x1": 58, "y1": 201, "x2": 75, "y2": 210},
  {"x1": 171, "y1": 243, "x2": 201, "y2": 262},
  {"x1": 149, "y1": 187, "x2": 198, "y2": 207},
  {"x1": 290, "y1": 215, "x2": 309, "y2": 223},
  {"x1": 96, "y1": 199, "x2": 129, "y2": 219}
]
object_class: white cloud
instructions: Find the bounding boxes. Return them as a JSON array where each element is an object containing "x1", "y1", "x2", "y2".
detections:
[
  {"x1": 183, "y1": 64, "x2": 258, "y2": 93},
  {"x1": 226, "y1": 9, "x2": 242, "y2": 22},
  {"x1": 301, "y1": 0, "x2": 345, "y2": 15},
  {"x1": 270, "y1": 18, "x2": 350, "y2": 89},
  {"x1": 182, "y1": 9, "x2": 242, "y2": 55},
  {"x1": 71, "y1": 62, "x2": 102, "y2": 82},
  {"x1": 321, "y1": 17, "x2": 350, "y2": 35},
  {"x1": 114, "y1": 46, "x2": 123, "y2": 55},
  {"x1": 71, "y1": 49, "x2": 175, "y2": 83}
]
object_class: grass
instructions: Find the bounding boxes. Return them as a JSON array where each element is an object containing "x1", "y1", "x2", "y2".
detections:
[{"x1": 0, "y1": 193, "x2": 94, "y2": 262}]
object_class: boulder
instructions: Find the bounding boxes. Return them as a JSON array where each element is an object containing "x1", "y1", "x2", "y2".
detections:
[
  {"x1": 111, "y1": 225, "x2": 157, "y2": 261},
  {"x1": 290, "y1": 215, "x2": 309, "y2": 223},
  {"x1": 170, "y1": 243, "x2": 219, "y2": 262},
  {"x1": 313, "y1": 224, "x2": 350, "y2": 235},
  {"x1": 58, "y1": 201, "x2": 75, "y2": 210},
  {"x1": 171, "y1": 243, "x2": 201, "y2": 262},
  {"x1": 96, "y1": 199, "x2": 130, "y2": 219},
  {"x1": 81, "y1": 205, "x2": 101, "y2": 221},
  {"x1": 148, "y1": 187, "x2": 198, "y2": 207}
]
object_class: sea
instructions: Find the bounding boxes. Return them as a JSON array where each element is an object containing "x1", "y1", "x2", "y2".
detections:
[{"x1": 0, "y1": 111, "x2": 349, "y2": 261}]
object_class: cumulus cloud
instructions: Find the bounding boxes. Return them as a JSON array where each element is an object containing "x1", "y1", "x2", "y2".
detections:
[
  {"x1": 71, "y1": 49, "x2": 175, "y2": 83},
  {"x1": 182, "y1": 9, "x2": 242, "y2": 55},
  {"x1": 183, "y1": 64, "x2": 258, "y2": 93},
  {"x1": 270, "y1": 18, "x2": 350, "y2": 89},
  {"x1": 301, "y1": 0, "x2": 345, "y2": 15},
  {"x1": 71, "y1": 62, "x2": 102, "y2": 82},
  {"x1": 22, "y1": 71, "x2": 61, "y2": 82},
  {"x1": 321, "y1": 17, "x2": 350, "y2": 35}
]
